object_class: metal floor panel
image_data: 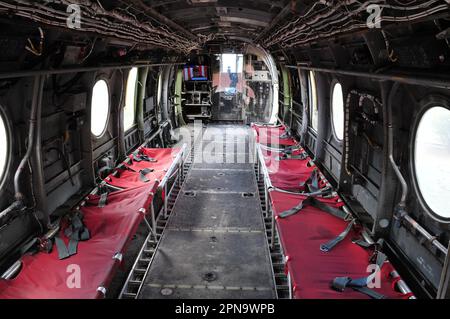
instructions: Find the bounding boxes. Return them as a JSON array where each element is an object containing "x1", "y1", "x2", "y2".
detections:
[
  {"x1": 169, "y1": 192, "x2": 263, "y2": 230},
  {"x1": 139, "y1": 230, "x2": 275, "y2": 299},
  {"x1": 191, "y1": 163, "x2": 254, "y2": 170},
  {"x1": 139, "y1": 124, "x2": 276, "y2": 299},
  {"x1": 184, "y1": 170, "x2": 257, "y2": 193}
]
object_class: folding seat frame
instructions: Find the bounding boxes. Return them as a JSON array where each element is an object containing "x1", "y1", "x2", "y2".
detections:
[{"x1": 93, "y1": 144, "x2": 187, "y2": 243}]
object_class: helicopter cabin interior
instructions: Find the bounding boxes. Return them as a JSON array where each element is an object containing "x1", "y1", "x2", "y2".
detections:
[{"x1": 0, "y1": 0, "x2": 449, "y2": 302}]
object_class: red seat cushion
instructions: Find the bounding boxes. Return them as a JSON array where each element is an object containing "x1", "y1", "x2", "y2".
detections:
[
  {"x1": 127, "y1": 148, "x2": 182, "y2": 178},
  {"x1": 252, "y1": 125, "x2": 297, "y2": 146},
  {"x1": 270, "y1": 190, "x2": 405, "y2": 299},
  {"x1": 0, "y1": 182, "x2": 158, "y2": 299},
  {"x1": 260, "y1": 147, "x2": 319, "y2": 191},
  {"x1": 105, "y1": 148, "x2": 182, "y2": 189}
]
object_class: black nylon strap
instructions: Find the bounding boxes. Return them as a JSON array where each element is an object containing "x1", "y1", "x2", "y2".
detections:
[
  {"x1": 300, "y1": 169, "x2": 320, "y2": 193},
  {"x1": 331, "y1": 251, "x2": 388, "y2": 298},
  {"x1": 98, "y1": 192, "x2": 108, "y2": 208},
  {"x1": 280, "y1": 131, "x2": 292, "y2": 139},
  {"x1": 133, "y1": 153, "x2": 157, "y2": 163},
  {"x1": 277, "y1": 152, "x2": 308, "y2": 161},
  {"x1": 320, "y1": 220, "x2": 356, "y2": 252},
  {"x1": 279, "y1": 196, "x2": 349, "y2": 221},
  {"x1": 55, "y1": 236, "x2": 70, "y2": 260},
  {"x1": 98, "y1": 166, "x2": 113, "y2": 179},
  {"x1": 353, "y1": 239, "x2": 374, "y2": 249},
  {"x1": 304, "y1": 187, "x2": 333, "y2": 198},
  {"x1": 139, "y1": 168, "x2": 154, "y2": 183},
  {"x1": 352, "y1": 287, "x2": 386, "y2": 299},
  {"x1": 55, "y1": 212, "x2": 90, "y2": 260},
  {"x1": 115, "y1": 164, "x2": 137, "y2": 178}
]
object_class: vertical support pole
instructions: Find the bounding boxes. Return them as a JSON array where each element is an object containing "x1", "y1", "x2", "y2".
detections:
[
  {"x1": 178, "y1": 161, "x2": 182, "y2": 185},
  {"x1": 30, "y1": 75, "x2": 50, "y2": 227},
  {"x1": 270, "y1": 194, "x2": 276, "y2": 251},
  {"x1": 287, "y1": 271, "x2": 293, "y2": 299},
  {"x1": 150, "y1": 201, "x2": 157, "y2": 242},
  {"x1": 437, "y1": 242, "x2": 450, "y2": 299},
  {"x1": 164, "y1": 183, "x2": 168, "y2": 219},
  {"x1": 257, "y1": 158, "x2": 260, "y2": 182},
  {"x1": 264, "y1": 184, "x2": 269, "y2": 216},
  {"x1": 159, "y1": 130, "x2": 165, "y2": 148}
]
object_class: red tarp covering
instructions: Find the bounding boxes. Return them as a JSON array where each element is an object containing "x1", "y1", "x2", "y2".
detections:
[
  {"x1": 252, "y1": 124, "x2": 297, "y2": 146},
  {"x1": 105, "y1": 148, "x2": 181, "y2": 189},
  {"x1": 270, "y1": 190, "x2": 406, "y2": 299},
  {"x1": 0, "y1": 182, "x2": 158, "y2": 299}
]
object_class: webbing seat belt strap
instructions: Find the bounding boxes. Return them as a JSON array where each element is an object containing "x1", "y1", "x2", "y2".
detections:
[
  {"x1": 139, "y1": 168, "x2": 155, "y2": 183},
  {"x1": 279, "y1": 196, "x2": 349, "y2": 221},
  {"x1": 132, "y1": 153, "x2": 157, "y2": 163},
  {"x1": 279, "y1": 196, "x2": 353, "y2": 252},
  {"x1": 279, "y1": 130, "x2": 292, "y2": 140},
  {"x1": 115, "y1": 163, "x2": 137, "y2": 177},
  {"x1": 320, "y1": 220, "x2": 356, "y2": 252},
  {"x1": 300, "y1": 169, "x2": 320, "y2": 193},
  {"x1": 55, "y1": 212, "x2": 90, "y2": 260},
  {"x1": 331, "y1": 252, "x2": 388, "y2": 299},
  {"x1": 277, "y1": 152, "x2": 308, "y2": 161}
]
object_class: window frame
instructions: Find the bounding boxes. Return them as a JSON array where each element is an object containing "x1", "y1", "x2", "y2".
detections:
[
  {"x1": 0, "y1": 104, "x2": 12, "y2": 191},
  {"x1": 330, "y1": 80, "x2": 345, "y2": 143},
  {"x1": 90, "y1": 78, "x2": 111, "y2": 139},
  {"x1": 410, "y1": 96, "x2": 450, "y2": 223},
  {"x1": 307, "y1": 71, "x2": 318, "y2": 132},
  {"x1": 123, "y1": 67, "x2": 139, "y2": 132}
]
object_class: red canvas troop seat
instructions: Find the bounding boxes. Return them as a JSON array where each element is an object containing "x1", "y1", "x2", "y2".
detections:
[
  {"x1": 254, "y1": 122, "x2": 412, "y2": 299},
  {"x1": 252, "y1": 124, "x2": 297, "y2": 146},
  {"x1": 261, "y1": 149, "x2": 317, "y2": 191},
  {"x1": 105, "y1": 148, "x2": 182, "y2": 189},
  {"x1": 0, "y1": 182, "x2": 158, "y2": 299},
  {"x1": 270, "y1": 190, "x2": 407, "y2": 299}
]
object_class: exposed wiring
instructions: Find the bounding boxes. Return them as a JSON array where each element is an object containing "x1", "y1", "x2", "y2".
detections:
[
  {"x1": 261, "y1": 0, "x2": 449, "y2": 48},
  {"x1": 25, "y1": 27, "x2": 44, "y2": 56}
]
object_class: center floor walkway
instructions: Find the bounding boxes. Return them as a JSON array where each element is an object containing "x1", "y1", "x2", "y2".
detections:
[{"x1": 139, "y1": 124, "x2": 277, "y2": 299}]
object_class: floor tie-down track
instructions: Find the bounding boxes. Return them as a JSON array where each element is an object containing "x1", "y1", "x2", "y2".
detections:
[{"x1": 136, "y1": 124, "x2": 277, "y2": 299}]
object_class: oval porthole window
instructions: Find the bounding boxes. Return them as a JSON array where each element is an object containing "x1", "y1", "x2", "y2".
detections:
[
  {"x1": 124, "y1": 68, "x2": 138, "y2": 132},
  {"x1": 414, "y1": 106, "x2": 450, "y2": 219},
  {"x1": 91, "y1": 79, "x2": 110, "y2": 138},
  {"x1": 0, "y1": 109, "x2": 9, "y2": 184},
  {"x1": 331, "y1": 82, "x2": 344, "y2": 141}
]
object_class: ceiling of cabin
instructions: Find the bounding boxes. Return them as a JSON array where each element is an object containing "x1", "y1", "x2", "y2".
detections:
[
  {"x1": 105, "y1": 0, "x2": 293, "y2": 44},
  {"x1": 0, "y1": 0, "x2": 448, "y2": 56}
]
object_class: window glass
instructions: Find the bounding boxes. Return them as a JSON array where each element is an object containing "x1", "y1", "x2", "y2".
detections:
[
  {"x1": 91, "y1": 79, "x2": 110, "y2": 138},
  {"x1": 414, "y1": 106, "x2": 450, "y2": 218},
  {"x1": 219, "y1": 54, "x2": 244, "y2": 95},
  {"x1": 0, "y1": 110, "x2": 9, "y2": 182},
  {"x1": 124, "y1": 68, "x2": 138, "y2": 131},
  {"x1": 308, "y1": 71, "x2": 318, "y2": 131},
  {"x1": 331, "y1": 82, "x2": 345, "y2": 141}
]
